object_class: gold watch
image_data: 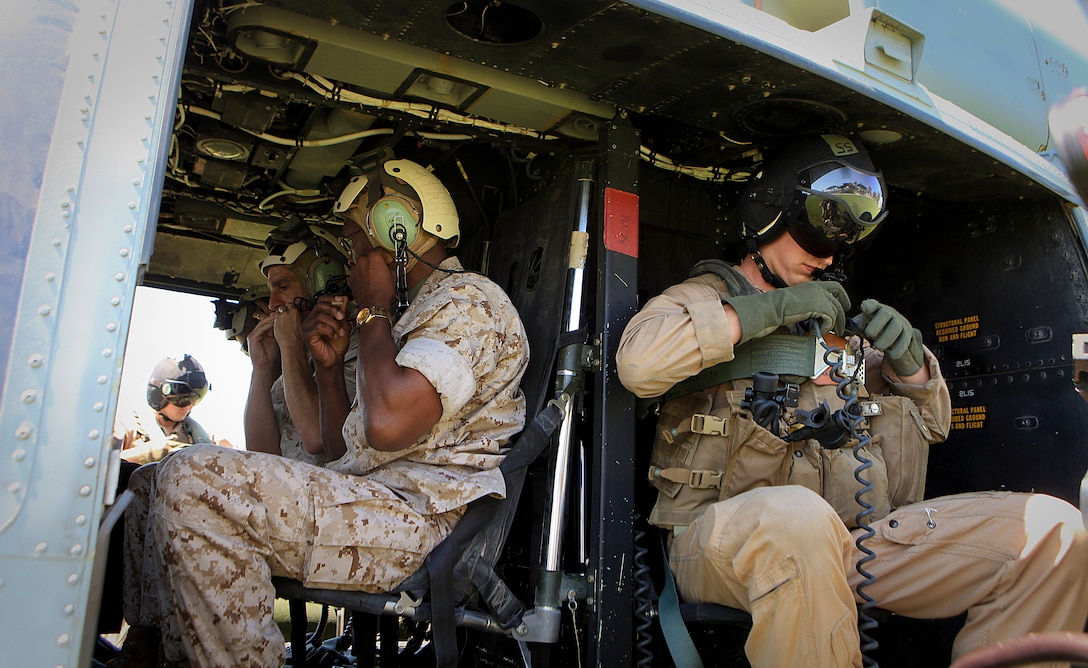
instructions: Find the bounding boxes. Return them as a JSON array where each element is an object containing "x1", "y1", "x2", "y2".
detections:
[{"x1": 355, "y1": 306, "x2": 392, "y2": 327}]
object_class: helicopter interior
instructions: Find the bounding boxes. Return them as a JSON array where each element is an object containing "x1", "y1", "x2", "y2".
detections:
[
  {"x1": 142, "y1": 1, "x2": 1088, "y2": 664},
  {"x1": 156, "y1": 0, "x2": 1088, "y2": 491}
]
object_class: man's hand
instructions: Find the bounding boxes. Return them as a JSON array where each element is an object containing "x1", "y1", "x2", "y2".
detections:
[
  {"x1": 347, "y1": 248, "x2": 397, "y2": 309},
  {"x1": 271, "y1": 303, "x2": 311, "y2": 363},
  {"x1": 723, "y1": 281, "x2": 851, "y2": 345},
  {"x1": 303, "y1": 295, "x2": 353, "y2": 370},
  {"x1": 859, "y1": 299, "x2": 924, "y2": 376},
  {"x1": 247, "y1": 315, "x2": 281, "y2": 372}
]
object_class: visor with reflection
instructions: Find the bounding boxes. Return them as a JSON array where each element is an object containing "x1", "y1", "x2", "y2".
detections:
[
  {"x1": 160, "y1": 375, "x2": 208, "y2": 408},
  {"x1": 791, "y1": 164, "x2": 887, "y2": 256}
]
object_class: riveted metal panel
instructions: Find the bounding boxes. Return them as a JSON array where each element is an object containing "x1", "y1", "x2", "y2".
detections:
[{"x1": 0, "y1": 0, "x2": 194, "y2": 665}]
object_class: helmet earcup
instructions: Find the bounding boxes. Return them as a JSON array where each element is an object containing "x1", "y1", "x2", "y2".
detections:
[
  {"x1": 367, "y1": 195, "x2": 420, "y2": 252},
  {"x1": 309, "y1": 256, "x2": 348, "y2": 295}
]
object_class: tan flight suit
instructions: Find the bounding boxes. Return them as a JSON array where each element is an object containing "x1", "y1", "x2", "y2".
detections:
[
  {"x1": 616, "y1": 265, "x2": 1088, "y2": 668},
  {"x1": 115, "y1": 411, "x2": 213, "y2": 465},
  {"x1": 153, "y1": 257, "x2": 529, "y2": 668}
]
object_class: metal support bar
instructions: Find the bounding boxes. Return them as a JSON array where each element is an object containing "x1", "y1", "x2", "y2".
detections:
[
  {"x1": 531, "y1": 160, "x2": 597, "y2": 628},
  {"x1": 587, "y1": 112, "x2": 641, "y2": 667}
]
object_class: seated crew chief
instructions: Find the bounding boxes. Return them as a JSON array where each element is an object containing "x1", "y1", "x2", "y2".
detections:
[
  {"x1": 108, "y1": 355, "x2": 216, "y2": 665},
  {"x1": 148, "y1": 158, "x2": 529, "y2": 667},
  {"x1": 616, "y1": 134, "x2": 1088, "y2": 668},
  {"x1": 100, "y1": 355, "x2": 215, "y2": 642},
  {"x1": 116, "y1": 354, "x2": 216, "y2": 464}
]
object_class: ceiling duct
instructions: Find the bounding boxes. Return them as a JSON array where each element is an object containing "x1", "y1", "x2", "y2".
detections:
[{"x1": 226, "y1": 5, "x2": 613, "y2": 139}]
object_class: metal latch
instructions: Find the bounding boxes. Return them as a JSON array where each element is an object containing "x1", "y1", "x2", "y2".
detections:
[{"x1": 859, "y1": 401, "x2": 882, "y2": 417}]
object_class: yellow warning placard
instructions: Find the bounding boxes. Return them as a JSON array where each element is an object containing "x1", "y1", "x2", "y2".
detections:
[
  {"x1": 950, "y1": 405, "x2": 987, "y2": 430},
  {"x1": 935, "y1": 315, "x2": 980, "y2": 343}
]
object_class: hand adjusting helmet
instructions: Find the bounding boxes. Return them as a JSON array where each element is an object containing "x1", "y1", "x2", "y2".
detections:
[
  {"x1": 147, "y1": 354, "x2": 210, "y2": 411},
  {"x1": 259, "y1": 218, "x2": 351, "y2": 303},
  {"x1": 332, "y1": 158, "x2": 460, "y2": 271},
  {"x1": 737, "y1": 133, "x2": 888, "y2": 281}
]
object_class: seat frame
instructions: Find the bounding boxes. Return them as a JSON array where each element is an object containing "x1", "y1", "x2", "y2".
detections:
[{"x1": 274, "y1": 396, "x2": 567, "y2": 668}]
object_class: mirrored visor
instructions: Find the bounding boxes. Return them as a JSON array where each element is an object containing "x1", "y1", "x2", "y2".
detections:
[
  {"x1": 161, "y1": 376, "x2": 208, "y2": 407},
  {"x1": 793, "y1": 165, "x2": 887, "y2": 254},
  {"x1": 803, "y1": 164, "x2": 886, "y2": 223}
]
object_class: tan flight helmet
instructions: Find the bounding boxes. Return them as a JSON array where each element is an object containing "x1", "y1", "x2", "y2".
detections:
[
  {"x1": 332, "y1": 158, "x2": 460, "y2": 271},
  {"x1": 258, "y1": 218, "x2": 352, "y2": 304}
]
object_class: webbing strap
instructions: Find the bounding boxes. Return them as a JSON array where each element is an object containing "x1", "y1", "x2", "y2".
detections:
[
  {"x1": 421, "y1": 397, "x2": 566, "y2": 668},
  {"x1": 426, "y1": 539, "x2": 458, "y2": 667},
  {"x1": 667, "y1": 334, "x2": 816, "y2": 402},
  {"x1": 638, "y1": 334, "x2": 817, "y2": 417},
  {"x1": 657, "y1": 538, "x2": 704, "y2": 668},
  {"x1": 651, "y1": 466, "x2": 724, "y2": 490}
]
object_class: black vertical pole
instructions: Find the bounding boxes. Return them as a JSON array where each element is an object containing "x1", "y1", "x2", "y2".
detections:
[{"x1": 587, "y1": 111, "x2": 640, "y2": 667}]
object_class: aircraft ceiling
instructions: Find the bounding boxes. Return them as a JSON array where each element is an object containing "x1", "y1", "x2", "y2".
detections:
[{"x1": 149, "y1": 0, "x2": 1059, "y2": 296}]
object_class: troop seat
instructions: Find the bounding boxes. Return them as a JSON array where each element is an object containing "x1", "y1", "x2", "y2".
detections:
[{"x1": 273, "y1": 394, "x2": 566, "y2": 668}]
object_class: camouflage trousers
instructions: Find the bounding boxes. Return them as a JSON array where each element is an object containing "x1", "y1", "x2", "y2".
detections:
[
  {"x1": 151, "y1": 445, "x2": 463, "y2": 668},
  {"x1": 123, "y1": 462, "x2": 186, "y2": 659}
]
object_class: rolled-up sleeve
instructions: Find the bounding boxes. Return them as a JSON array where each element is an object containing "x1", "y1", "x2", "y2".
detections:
[
  {"x1": 617, "y1": 277, "x2": 740, "y2": 398},
  {"x1": 397, "y1": 336, "x2": 475, "y2": 416}
]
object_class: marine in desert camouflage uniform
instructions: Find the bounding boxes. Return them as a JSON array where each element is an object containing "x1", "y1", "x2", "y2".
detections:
[
  {"x1": 116, "y1": 227, "x2": 358, "y2": 667},
  {"x1": 152, "y1": 158, "x2": 529, "y2": 667}
]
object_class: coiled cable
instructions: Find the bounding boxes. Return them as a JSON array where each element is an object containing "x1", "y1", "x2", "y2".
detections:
[
  {"x1": 632, "y1": 518, "x2": 656, "y2": 667},
  {"x1": 821, "y1": 328, "x2": 880, "y2": 667}
]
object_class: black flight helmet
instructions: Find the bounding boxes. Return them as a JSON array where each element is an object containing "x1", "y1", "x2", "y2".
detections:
[{"x1": 737, "y1": 133, "x2": 888, "y2": 260}]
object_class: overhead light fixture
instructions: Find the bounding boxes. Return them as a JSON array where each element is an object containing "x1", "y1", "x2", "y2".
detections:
[
  {"x1": 195, "y1": 137, "x2": 252, "y2": 162},
  {"x1": 229, "y1": 26, "x2": 314, "y2": 67},
  {"x1": 400, "y1": 70, "x2": 485, "y2": 109}
]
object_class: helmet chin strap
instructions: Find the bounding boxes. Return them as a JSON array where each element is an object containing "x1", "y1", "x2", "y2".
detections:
[{"x1": 750, "y1": 251, "x2": 788, "y2": 289}]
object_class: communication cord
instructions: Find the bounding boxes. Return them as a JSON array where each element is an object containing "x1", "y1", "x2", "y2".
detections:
[
  {"x1": 392, "y1": 229, "x2": 411, "y2": 316},
  {"x1": 819, "y1": 327, "x2": 880, "y2": 667},
  {"x1": 631, "y1": 519, "x2": 656, "y2": 667}
]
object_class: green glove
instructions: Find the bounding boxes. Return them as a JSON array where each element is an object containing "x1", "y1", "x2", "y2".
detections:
[
  {"x1": 860, "y1": 299, "x2": 924, "y2": 376},
  {"x1": 723, "y1": 281, "x2": 850, "y2": 346}
]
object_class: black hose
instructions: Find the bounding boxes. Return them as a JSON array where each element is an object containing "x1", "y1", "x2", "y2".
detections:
[
  {"x1": 305, "y1": 604, "x2": 330, "y2": 658},
  {"x1": 632, "y1": 519, "x2": 656, "y2": 668}
]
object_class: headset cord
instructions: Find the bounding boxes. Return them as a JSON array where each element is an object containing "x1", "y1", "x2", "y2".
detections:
[
  {"x1": 392, "y1": 229, "x2": 410, "y2": 317},
  {"x1": 389, "y1": 230, "x2": 470, "y2": 318},
  {"x1": 819, "y1": 326, "x2": 880, "y2": 667},
  {"x1": 405, "y1": 245, "x2": 468, "y2": 274}
]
